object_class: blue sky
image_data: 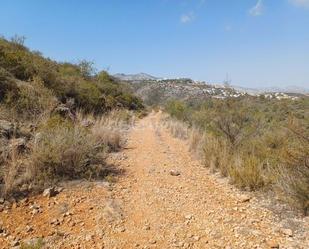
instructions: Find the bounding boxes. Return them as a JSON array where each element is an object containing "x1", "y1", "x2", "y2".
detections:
[{"x1": 0, "y1": 0, "x2": 309, "y2": 88}]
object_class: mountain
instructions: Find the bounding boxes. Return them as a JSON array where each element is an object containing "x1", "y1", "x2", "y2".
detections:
[
  {"x1": 124, "y1": 78, "x2": 246, "y2": 106},
  {"x1": 233, "y1": 85, "x2": 309, "y2": 95},
  {"x1": 113, "y1": 73, "x2": 158, "y2": 81}
]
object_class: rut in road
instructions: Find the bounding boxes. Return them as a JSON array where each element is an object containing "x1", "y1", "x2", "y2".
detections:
[{"x1": 102, "y1": 112, "x2": 307, "y2": 249}]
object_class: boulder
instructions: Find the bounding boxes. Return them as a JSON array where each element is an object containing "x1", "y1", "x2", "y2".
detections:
[
  {"x1": 239, "y1": 194, "x2": 251, "y2": 203},
  {"x1": 42, "y1": 187, "x2": 58, "y2": 198},
  {"x1": 42, "y1": 186, "x2": 63, "y2": 198},
  {"x1": 170, "y1": 170, "x2": 181, "y2": 176}
]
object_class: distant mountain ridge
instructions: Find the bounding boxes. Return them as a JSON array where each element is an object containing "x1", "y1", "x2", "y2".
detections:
[
  {"x1": 233, "y1": 85, "x2": 309, "y2": 95},
  {"x1": 114, "y1": 72, "x2": 308, "y2": 95},
  {"x1": 113, "y1": 73, "x2": 158, "y2": 81}
]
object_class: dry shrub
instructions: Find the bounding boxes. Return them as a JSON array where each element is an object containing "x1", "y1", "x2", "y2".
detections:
[
  {"x1": 91, "y1": 110, "x2": 134, "y2": 152},
  {"x1": 20, "y1": 238, "x2": 44, "y2": 249},
  {"x1": 188, "y1": 128, "x2": 205, "y2": 157},
  {"x1": 164, "y1": 118, "x2": 189, "y2": 139},
  {"x1": 229, "y1": 155, "x2": 265, "y2": 191},
  {"x1": 203, "y1": 135, "x2": 226, "y2": 172},
  {"x1": 29, "y1": 120, "x2": 106, "y2": 186},
  {"x1": 0, "y1": 104, "x2": 12, "y2": 121},
  {"x1": 5, "y1": 77, "x2": 57, "y2": 121},
  {"x1": 277, "y1": 165, "x2": 309, "y2": 215},
  {"x1": 276, "y1": 120, "x2": 309, "y2": 214},
  {"x1": 1, "y1": 147, "x2": 22, "y2": 196},
  {"x1": 202, "y1": 133, "x2": 267, "y2": 189},
  {"x1": 203, "y1": 135, "x2": 218, "y2": 168},
  {"x1": 0, "y1": 110, "x2": 135, "y2": 197},
  {"x1": 92, "y1": 124, "x2": 121, "y2": 152},
  {"x1": 164, "y1": 97, "x2": 309, "y2": 214},
  {"x1": 0, "y1": 140, "x2": 33, "y2": 197}
]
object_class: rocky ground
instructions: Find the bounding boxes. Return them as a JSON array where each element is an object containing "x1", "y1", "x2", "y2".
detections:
[{"x1": 0, "y1": 112, "x2": 308, "y2": 248}]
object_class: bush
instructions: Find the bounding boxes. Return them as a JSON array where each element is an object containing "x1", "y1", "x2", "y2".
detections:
[
  {"x1": 165, "y1": 100, "x2": 188, "y2": 121},
  {"x1": 91, "y1": 110, "x2": 134, "y2": 152},
  {"x1": 165, "y1": 96, "x2": 309, "y2": 213},
  {"x1": 20, "y1": 238, "x2": 44, "y2": 249},
  {"x1": 1, "y1": 146, "x2": 25, "y2": 197},
  {"x1": 74, "y1": 81, "x2": 104, "y2": 114},
  {"x1": 0, "y1": 37, "x2": 143, "y2": 116},
  {"x1": 276, "y1": 119, "x2": 309, "y2": 214},
  {"x1": 0, "y1": 67, "x2": 18, "y2": 102},
  {"x1": 164, "y1": 118, "x2": 189, "y2": 139},
  {"x1": 203, "y1": 136, "x2": 231, "y2": 176},
  {"x1": 29, "y1": 119, "x2": 106, "y2": 186},
  {"x1": 0, "y1": 40, "x2": 36, "y2": 81},
  {"x1": 188, "y1": 128, "x2": 205, "y2": 156},
  {"x1": 0, "y1": 36, "x2": 144, "y2": 199},
  {"x1": 5, "y1": 77, "x2": 57, "y2": 120},
  {"x1": 229, "y1": 155, "x2": 265, "y2": 191}
]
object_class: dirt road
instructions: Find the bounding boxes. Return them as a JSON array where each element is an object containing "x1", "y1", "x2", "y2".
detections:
[
  {"x1": 0, "y1": 112, "x2": 308, "y2": 248},
  {"x1": 102, "y1": 112, "x2": 308, "y2": 249}
]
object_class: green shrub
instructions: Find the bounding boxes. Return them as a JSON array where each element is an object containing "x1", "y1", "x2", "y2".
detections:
[
  {"x1": 5, "y1": 77, "x2": 57, "y2": 120},
  {"x1": 0, "y1": 67, "x2": 19, "y2": 102},
  {"x1": 74, "y1": 81, "x2": 104, "y2": 114},
  {"x1": 165, "y1": 96, "x2": 309, "y2": 213},
  {"x1": 165, "y1": 100, "x2": 188, "y2": 121},
  {"x1": 0, "y1": 35, "x2": 144, "y2": 199},
  {"x1": 0, "y1": 37, "x2": 143, "y2": 116},
  {"x1": 20, "y1": 238, "x2": 44, "y2": 249},
  {"x1": 0, "y1": 41, "x2": 36, "y2": 80}
]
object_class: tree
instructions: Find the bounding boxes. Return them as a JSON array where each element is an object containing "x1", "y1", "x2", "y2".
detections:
[{"x1": 78, "y1": 60, "x2": 96, "y2": 78}]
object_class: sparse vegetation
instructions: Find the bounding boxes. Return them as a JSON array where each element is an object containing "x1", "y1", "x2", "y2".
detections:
[
  {"x1": 165, "y1": 97, "x2": 309, "y2": 214},
  {"x1": 20, "y1": 238, "x2": 44, "y2": 249},
  {"x1": 0, "y1": 36, "x2": 144, "y2": 198}
]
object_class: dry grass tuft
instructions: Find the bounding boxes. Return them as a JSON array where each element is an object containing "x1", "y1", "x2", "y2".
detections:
[
  {"x1": 275, "y1": 120, "x2": 309, "y2": 214},
  {"x1": 91, "y1": 110, "x2": 134, "y2": 152},
  {"x1": 229, "y1": 155, "x2": 265, "y2": 191},
  {"x1": 164, "y1": 118, "x2": 189, "y2": 140},
  {"x1": 0, "y1": 110, "x2": 136, "y2": 197},
  {"x1": 30, "y1": 123, "x2": 103, "y2": 185},
  {"x1": 188, "y1": 128, "x2": 205, "y2": 155}
]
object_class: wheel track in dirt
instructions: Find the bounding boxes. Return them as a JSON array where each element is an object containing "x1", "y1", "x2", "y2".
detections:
[
  {"x1": 0, "y1": 111, "x2": 308, "y2": 249},
  {"x1": 102, "y1": 112, "x2": 308, "y2": 249}
]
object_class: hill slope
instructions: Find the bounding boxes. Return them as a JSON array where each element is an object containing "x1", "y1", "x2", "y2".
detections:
[{"x1": 113, "y1": 73, "x2": 158, "y2": 82}]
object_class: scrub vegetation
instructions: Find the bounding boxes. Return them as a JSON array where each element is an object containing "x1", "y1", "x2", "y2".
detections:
[
  {"x1": 0, "y1": 36, "x2": 144, "y2": 198},
  {"x1": 164, "y1": 97, "x2": 309, "y2": 214}
]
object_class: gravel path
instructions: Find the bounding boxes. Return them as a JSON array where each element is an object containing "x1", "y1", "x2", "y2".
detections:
[
  {"x1": 102, "y1": 112, "x2": 308, "y2": 249},
  {"x1": 0, "y1": 112, "x2": 308, "y2": 248}
]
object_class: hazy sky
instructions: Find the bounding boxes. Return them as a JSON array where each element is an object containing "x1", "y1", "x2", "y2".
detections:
[{"x1": 1, "y1": 0, "x2": 309, "y2": 88}]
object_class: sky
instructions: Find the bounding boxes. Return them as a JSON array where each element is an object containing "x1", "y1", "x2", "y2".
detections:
[{"x1": 0, "y1": 0, "x2": 309, "y2": 88}]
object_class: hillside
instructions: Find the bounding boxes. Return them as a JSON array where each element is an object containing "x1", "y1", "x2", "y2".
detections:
[
  {"x1": 0, "y1": 37, "x2": 308, "y2": 248},
  {"x1": 0, "y1": 36, "x2": 144, "y2": 200},
  {"x1": 0, "y1": 38, "x2": 144, "y2": 115},
  {"x1": 115, "y1": 75, "x2": 304, "y2": 106},
  {"x1": 113, "y1": 73, "x2": 158, "y2": 82}
]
